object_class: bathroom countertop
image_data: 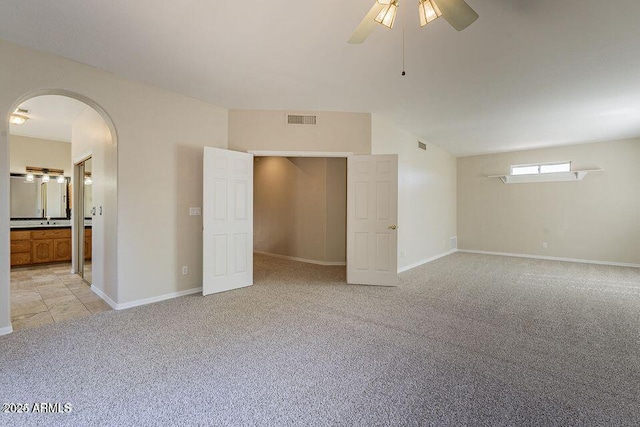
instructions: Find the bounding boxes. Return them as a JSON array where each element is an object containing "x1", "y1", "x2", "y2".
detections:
[
  {"x1": 10, "y1": 223, "x2": 92, "y2": 229},
  {"x1": 11, "y1": 224, "x2": 71, "y2": 229}
]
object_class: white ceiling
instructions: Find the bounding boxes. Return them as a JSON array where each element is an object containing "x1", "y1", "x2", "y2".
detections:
[
  {"x1": 2, "y1": 0, "x2": 640, "y2": 156},
  {"x1": 10, "y1": 95, "x2": 88, "y2": 143}
]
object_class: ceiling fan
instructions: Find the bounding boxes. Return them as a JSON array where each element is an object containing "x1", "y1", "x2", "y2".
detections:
[{"x1": 348, "y1": 0, "x2": 478, "y2": 44}]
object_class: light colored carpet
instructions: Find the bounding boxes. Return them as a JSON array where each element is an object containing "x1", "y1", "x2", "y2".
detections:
[{"x1": 1, "y1": 252, "x2": 639, "y2": 426}]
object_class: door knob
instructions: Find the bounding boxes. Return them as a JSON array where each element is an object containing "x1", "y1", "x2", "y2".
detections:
[{"x1": 388, "y1": 224, "x2": 398, "y2": 230}]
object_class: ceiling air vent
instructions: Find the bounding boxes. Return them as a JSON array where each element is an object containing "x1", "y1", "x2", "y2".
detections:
[
  {"x1": 287, "y1": 114, "x2": 317, "y2": 125},
  {"x1": 418, "y1": 141, "x2": 427, "y2": 150}
]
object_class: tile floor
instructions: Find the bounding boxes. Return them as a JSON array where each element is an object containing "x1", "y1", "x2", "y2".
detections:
[
  {"x1": 10, "y1": 263, "x2": 111, "y2": 331},
  {"x1": 84, "y1": 260, "x2": 92, "y2": 284}
]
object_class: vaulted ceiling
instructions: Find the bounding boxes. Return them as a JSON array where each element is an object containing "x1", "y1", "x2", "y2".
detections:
[{"x1": 2, "y1": 0, "x2": 640, "y2": 156}]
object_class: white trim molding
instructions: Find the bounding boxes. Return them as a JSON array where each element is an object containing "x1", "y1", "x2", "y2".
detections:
[
  {"x1": 90, "y1": 285, "x2": 118, "y2": 310},
  {"x1": 114, "y1": 287, "x2": 203, "y2": 310},
  {"x1": 457, "y1": 249, "x2": 640, "y2": 268},
  {"x1": 73, "y1": 151, "x2": 93, "y2": 165},
  {"x1": 255, "y1": 251, "x2": 346, "y2": 266},
  {"x1": 0, "y1": 325, "x2": 13, "y2": 336},
  {"x1": 248, "y1": 150, "x2": 353, "y2": 158},
  {"x1": 92, "y1": 285, "x2": 203, "y2": 310},
  {"x1": 397, "y1": 249, "x2": 457, "y2": 273}
]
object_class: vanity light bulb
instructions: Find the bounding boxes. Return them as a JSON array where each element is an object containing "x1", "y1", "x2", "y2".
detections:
[
  {"x1": 57, "y1": 175, "x2": 65, "y2": 184},
  {"x1": 84, "y1": 177, "x2": 92, "y2": 185},
  {"x1": 42, "y1": 174, "x2": 50, "y2": 183},
  {"x1": 26, "y1": 173, "x2": 34, "y2": 182}
]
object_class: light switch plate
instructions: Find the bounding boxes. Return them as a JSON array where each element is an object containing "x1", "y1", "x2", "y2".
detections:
[{"x1": 189, "y1": 207, "x2": 202, "y2": 216}]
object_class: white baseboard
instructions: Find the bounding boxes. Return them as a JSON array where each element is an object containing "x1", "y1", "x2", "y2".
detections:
[
  {"x1": 90, "y1": 285, "x2": 118, "y2": 310},
  {"x1": 0, "y1": 325, "x2": 13, "y2": 336},
  {"x1": 457, "y1": 249, "x2": 640, "y2": 269},
  {"x1": 255, "y1": 251, "x2": 346, "y2": 266},
  {"x1": 115, "y1": 287, "x2": 203, "y2": 310},
  {"x1": 397, "y1": 249, "x2": 457, "y2": 273}
]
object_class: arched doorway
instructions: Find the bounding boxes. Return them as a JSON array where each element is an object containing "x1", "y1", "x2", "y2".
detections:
[{"x1": 3, "y1": 90, "x2": 117, "y2": 332}]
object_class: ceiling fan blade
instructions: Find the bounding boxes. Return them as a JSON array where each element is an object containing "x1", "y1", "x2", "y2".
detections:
[
  {"x1": 348, "y1": 2, "x2": 386, "y2": 44},
  {"x1": 437, "y1": 0, "x2": 478, "y2": 31}
]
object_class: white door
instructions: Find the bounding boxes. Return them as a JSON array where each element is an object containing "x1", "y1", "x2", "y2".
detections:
[
  {"x1": 203, "y1": 147, "x2": 254, "y2": 295},
  {"x1": 347, "y1": 154, "x2": 398, "y2": 286}
]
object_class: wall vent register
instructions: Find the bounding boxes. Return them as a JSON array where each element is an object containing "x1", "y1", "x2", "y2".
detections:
[
  {"x1": 418, "y1": 141, "x2": 427, "y2": 150},
  {"x1": 286, "y1": 114, "x2": 317, "y2": 125}
]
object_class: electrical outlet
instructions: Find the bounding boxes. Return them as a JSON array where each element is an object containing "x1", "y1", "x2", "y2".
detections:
[
  {"x1": 189, "y1": 207, "x2": 202, "y2": 216},
  {"x1": 182, "y1": 266, "x2": 188, "y2": 275},
  {"x1": 542, "y1": 242, "x2": 548, "y2": 249}
]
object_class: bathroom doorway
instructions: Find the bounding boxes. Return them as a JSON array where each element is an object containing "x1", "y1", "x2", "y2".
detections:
[{"x1": 5, "y1": 91, "x2": 117, "y2": 331}]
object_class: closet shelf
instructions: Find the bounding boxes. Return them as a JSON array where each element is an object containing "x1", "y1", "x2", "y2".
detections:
[{"x1": 487, "y1": 169, "x2": 602, "y2": 184}]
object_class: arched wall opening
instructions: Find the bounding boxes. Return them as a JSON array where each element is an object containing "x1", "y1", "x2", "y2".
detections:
[{"x1": 2, "y1": 89, "x2": 118, "y2": 334}]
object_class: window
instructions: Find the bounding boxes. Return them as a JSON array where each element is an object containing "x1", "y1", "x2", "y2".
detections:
[
  {"x1": 540, "y1": 162, "x2": 571, "y2": 173},
  {"x1": 511, "y1": 165, "x2": 539, "y2": 175},
  {"x1": 511, "y1": 162, "x2": 571, "y2": 176}
]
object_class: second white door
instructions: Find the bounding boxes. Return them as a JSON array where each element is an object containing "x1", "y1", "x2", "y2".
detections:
[
  {"x1": 347, "y1": 154, "x2": 399, "y2": 286},
  {"x1": 203, "y1": 147, "x2": 254, "y2": 295}
]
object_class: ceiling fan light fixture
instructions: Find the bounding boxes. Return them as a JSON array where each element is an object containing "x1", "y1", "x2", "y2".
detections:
[
  {"x1": 419, "y1": 0, "x2": 442, "y2": 27},
  {"x1": 375, "y1": 0, "x2": 398, "y2": 29}
]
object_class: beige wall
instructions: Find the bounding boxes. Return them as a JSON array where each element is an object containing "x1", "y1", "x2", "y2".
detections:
[
  {"x1": 253, "y1": 157, "x2": 346, "y2": 264},
  {"x1": 371, "y1": 114, "x2": 458, "y2": 271},
  {"x1": 228, "y1": 110, "x2": 371, "y2": 155},
  {"x1": 71, "y1": 107, "x2": 117, "y2": 300},
  {"x1": 9, "y1": 135, "x2": 72, "y2": 175},
  {"x1": 457, "y1": 139, "x2": 640, "y2": 265},
  {"x1": 0, "y1": 39, "x2": 229, "y2": 331},
  {"x1": 325, "y1": 158, "x2": 347, "y2": 262}
]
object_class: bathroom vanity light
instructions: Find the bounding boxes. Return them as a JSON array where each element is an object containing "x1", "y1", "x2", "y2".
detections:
[{"x1": 24, "y1": 166, "x2": 65, "y2": 184}]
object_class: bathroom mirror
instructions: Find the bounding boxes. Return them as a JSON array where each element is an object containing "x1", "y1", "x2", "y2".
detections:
[
  {"x1": 10, "y1": 173, "x2": 70, "y2": 219},
  {"x1": 84, "y1": 159, "x2": 93, "y2": 220}
]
